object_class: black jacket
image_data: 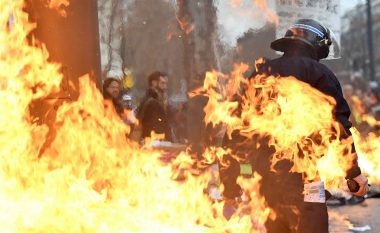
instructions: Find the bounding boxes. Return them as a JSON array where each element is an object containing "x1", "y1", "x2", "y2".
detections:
[
  {"x1": 255, "y1": 51, "x2": 352, "y2": 134},
  {"x1": 138, "y1": 88, "x2": 172, "y2": 141},
  {"x1": 252, "y1": 48, "x2": 360, "y2": 179},
  {"x1": 220, "y1": 48, "x2": 361, "y2": 199}
]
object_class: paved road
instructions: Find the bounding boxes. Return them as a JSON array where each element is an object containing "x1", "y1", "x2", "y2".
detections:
[{"x1": 328, "y1": 199, "x2": 380, "y2": 233}]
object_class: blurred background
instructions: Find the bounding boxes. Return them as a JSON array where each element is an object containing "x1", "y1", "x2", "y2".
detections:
[
  {"x1": 94, "y1": 0, "x2": 380, "y2": 146},
  {"x1": 96, "y1": 0, "x2": 379, "y2": 100}
]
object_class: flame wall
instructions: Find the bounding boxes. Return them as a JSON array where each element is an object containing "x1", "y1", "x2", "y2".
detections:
[{"x1": 25, "y1": 0, "x2": 102, "y2": 125}]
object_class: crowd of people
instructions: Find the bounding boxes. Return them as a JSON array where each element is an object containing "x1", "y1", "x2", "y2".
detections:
[
  {"x1": 102, "y1": 70, "x2": 380, "y2": 144},
  {"x1": 102, "y1": 71, "x2": 187, "y2": 144}
]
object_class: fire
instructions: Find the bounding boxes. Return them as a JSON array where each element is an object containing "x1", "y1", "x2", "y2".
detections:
[
  {"x1": 0, "y1": 1, "x2": 271, "y2": 232},
  {"x1": 37, "y1": 77, "x2": 264, "y2": 232},
  {"x1": 48, "y1": 0, "x2": 70, "y2": 17},
  {"x1": 347, "y1": 94, "x2": 380, "y2": 183},
  {"x1": 254, "y1": 0, "x2": 279, "y2": 25},
  {"x1": 1, "y1": 73, "x2": 268, "y2": 232},
  {"x1": 196, "y1": 62, "x2": 376, "y2": 190},
  {"x1": 362, "y1": 114, "x2": 380, "y2": 127},
  {"x1": 0, "y1": 0, "x2": 62, "y2": 164},
  {"x1": 176, "y1": 15, "x2": 194, "y2": 35},
  {"x1": 350, "y1": 95, "x2": 380, "y2": 127},
  {"x1": 227, "y1": 0, "x2": 279, "y2": 25},
  {"x1": 3, "y1": 0, "x2": 378, "y2": 232},
  {"x1": 352, "y1": 128, "x2": 380, "y2": 183}
]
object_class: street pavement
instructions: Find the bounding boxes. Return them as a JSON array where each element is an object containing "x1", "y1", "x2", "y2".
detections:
[{"x1": 328, "y1": 198, "x2": 380, "y2": 233}]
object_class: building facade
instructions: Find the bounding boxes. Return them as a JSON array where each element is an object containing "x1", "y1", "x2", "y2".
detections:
[{"x1": 341, "y1": 0, "x2": 380, "y2": 81}]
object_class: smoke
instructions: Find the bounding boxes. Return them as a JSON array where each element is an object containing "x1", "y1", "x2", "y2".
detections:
[
  {"x1": 216, "y1": 0, "x2": 276, "y2": 47},
  {"x1": 97, "y1": 0, "x2": 277, "y2": 94}
]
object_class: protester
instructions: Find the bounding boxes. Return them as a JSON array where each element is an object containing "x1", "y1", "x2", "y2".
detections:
[
  {"x1": 103, "y1": 77, "x2": 123, "y2": 116},
  {"x1": 136, "y1": 71, "x2": 172, "y2": 142},
  {"x1": 219, "y1": 19, "x2": 369, "y2": 233}
]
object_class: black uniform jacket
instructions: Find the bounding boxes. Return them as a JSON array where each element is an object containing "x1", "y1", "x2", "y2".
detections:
[
  {"x1": 220, "y1": 48, "x2": 361, "y2": 199},
  {"x1": 251, "y1": 49, "x2": 361, "y2": 179}
]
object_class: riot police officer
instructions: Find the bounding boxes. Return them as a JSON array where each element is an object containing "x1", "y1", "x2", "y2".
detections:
[{"x1": 220, "y1": 19, "x2": 369, "y2": 233}]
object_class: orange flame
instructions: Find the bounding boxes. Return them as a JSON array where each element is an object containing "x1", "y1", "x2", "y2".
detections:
[
  {"x1": 48, "y1": 0, "x2": 70, "y2": 17},
  {"x1": 195, "y1": 62, "x2": 373, "y2": 190},
  {"x1": 254, "y1": 0, "x2": 279, "y2": 25},
  {"x1": 0, "y1": 1, "x2": 272, "y2": 232},
  {"x1": 352, "y1": 128, "x2": 380, "y2": 184},
  {"x1": 176, "y1": 15, "x2": 194, "y2": 34},
  {"x1": 228, "y1": 0, "x2": 279, "y2": 25},
  {"x1": 350, "y1": 95, "x2": 380, "y2": 128}
]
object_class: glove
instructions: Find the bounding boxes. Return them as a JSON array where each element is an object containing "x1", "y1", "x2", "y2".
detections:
[{"x1": 350, "y1": 174, "x2": 369, "y2": 197}]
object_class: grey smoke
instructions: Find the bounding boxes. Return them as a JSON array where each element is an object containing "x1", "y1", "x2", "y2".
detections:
[{"x1": 216, "y1": 0, "x2": 276, "y2": 47}]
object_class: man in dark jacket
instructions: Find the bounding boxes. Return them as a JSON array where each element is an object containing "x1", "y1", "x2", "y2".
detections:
[
  {"x1": 220, "y1": 19, "x2": 369, "y2": 233},
  {"x1": 137, "y1": 71, "x2": 172, "y2": 141}
]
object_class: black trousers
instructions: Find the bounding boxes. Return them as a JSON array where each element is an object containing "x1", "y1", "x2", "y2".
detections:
[
  {"x1": 219, "y1": 159, "x2": 329, "y2": 233},
  {"x1": 263, "y1": 176, "x2": 329, "y2": 233},
  {"x1": 265, "y1": 202, "x2": 328, "y2": 233}
]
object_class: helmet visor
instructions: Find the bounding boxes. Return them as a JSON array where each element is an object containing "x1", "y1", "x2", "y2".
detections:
[{"x1": 326, "y1": 28, "x2": 341, "y2": 60}]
